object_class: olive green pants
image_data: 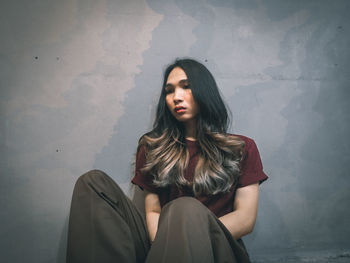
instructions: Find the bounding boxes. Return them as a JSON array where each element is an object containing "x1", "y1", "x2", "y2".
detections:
[{"x1": 66, "y1": 170, "x2": 250, "y2": 263}]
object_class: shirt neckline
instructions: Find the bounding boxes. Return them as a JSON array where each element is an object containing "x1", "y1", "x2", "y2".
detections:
[{"x1": 185, "y1": 138, "x2": 197, "y2": 147}]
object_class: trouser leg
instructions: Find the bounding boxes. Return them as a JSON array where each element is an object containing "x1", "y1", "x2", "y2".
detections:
[
  {"x1": 66, "y1": 170, "x2": 150, "y2": 263},
  {"x1": 146, "y1": 197, "x2": 250, "y2": 263}
]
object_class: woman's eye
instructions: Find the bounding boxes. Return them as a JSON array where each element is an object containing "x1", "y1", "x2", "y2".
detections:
[
  {"x1": 165, "y1": 88, "x2": 173, "y2": 94},
  {"x1": 183, "y1": 85, "x2": 190, "y2": 89}
]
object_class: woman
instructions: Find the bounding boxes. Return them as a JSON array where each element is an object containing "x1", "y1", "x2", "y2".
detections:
[{"x1": 66, "y1": 58, "x2": 268, "y2": 263}]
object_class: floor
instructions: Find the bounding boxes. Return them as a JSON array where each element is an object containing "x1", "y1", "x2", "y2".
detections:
[{"x1": 251, "y1": 249, "x2": 350, "y2": 263}]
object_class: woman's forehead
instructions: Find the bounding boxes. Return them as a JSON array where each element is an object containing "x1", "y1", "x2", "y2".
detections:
[{"x1": 166, "y1": 67, "x2": 188, "y2": 84}]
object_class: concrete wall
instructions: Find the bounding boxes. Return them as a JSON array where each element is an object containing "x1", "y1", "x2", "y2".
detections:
[{"x1": 1, "y1": 0, "x2": 349, "y2": 262}]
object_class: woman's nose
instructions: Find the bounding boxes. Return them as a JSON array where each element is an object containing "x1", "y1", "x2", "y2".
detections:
[{"x1": 173, "y1": 88, "x2": 184, "y2": 102}]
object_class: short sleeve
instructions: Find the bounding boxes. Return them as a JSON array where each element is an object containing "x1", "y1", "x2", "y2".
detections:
[
  {"x1": 238, "y1": 138, "x2": 268, "y2": 187},
  {"x1": 131, "y1": 145, "x2": 159, "y2": 193}
]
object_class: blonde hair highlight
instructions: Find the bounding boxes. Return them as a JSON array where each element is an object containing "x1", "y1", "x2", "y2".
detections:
[{"x1": 139, "y1": 129, "x2": 244, "y2": 196}]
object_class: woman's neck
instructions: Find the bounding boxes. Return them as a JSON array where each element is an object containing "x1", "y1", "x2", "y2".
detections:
[{"x1": 185, "y1": 119, "x2": 197, "y2": 141}]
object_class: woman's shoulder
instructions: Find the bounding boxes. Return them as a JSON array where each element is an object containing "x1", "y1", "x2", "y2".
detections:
[
  {"x1": 137, "y1": 131, "x2": 154, "y2": 146},
  {"x1": 228, "y1": 135, "x2": 266, "y2": 169},
  {"x1": 227, "y1": 133, "x2": 255, "y2": 145},
  {"x1": 136, "y1": 131, "x2": 161, "y2": 154},
  {"x1": 226, "y1": 133, "x2": 261, "y2": 158},
  {"x1": 138, "y1": 131, "x2": 152, "y2": 141}
]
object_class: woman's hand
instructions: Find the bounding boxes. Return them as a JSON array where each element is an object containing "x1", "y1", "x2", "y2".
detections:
[
  {"x1": 219, "y1": 183, "x2": 260, "y2": 239},
  {"x1": 144, "y1": 190, "x2": 161, "y2": 243}
]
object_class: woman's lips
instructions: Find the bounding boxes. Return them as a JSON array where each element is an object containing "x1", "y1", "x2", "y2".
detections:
[{"x1": 175, "y1": 107, "x2": 186, "y2": 114}]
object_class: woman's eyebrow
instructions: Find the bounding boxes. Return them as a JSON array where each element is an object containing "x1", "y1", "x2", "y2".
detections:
[
  {"x1": 165, "y1": 83, "x2": 174, "y2": 89},
  {"x1": 179, "y1": 79, "x2": 189, "y2": 85},
  {"x1": 165, "y1": 79, "x2": 188, "y2": 88}
]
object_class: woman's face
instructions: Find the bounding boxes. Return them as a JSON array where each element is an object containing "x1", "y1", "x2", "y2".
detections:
[{"x1": 165, "y1": 67, "x2": 199, "y2": 124}]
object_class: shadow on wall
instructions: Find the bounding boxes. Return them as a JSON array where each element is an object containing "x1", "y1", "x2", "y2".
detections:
[{"x1": 56, "y1": 217, "x2": 69, "y2": 263}]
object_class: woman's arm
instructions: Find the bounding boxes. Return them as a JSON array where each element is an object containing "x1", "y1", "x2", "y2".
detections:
[
  {"x1": 144, "y1": 190, "x2": 161, "y2": 243},
  {"x1": 219, "y1": 183, "x2": 259, "y2": 239}
]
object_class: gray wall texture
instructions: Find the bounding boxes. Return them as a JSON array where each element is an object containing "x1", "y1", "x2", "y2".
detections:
[{"x1": 1, "y1": 0, "x2": 349, "y2": 262}]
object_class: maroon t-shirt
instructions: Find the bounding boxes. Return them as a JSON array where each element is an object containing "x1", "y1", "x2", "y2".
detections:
[{"x1": 131, "y1": 134, "x2": 268, "y2": 217}]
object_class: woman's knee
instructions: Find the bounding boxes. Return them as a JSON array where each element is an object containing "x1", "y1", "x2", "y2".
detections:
[
  {"x1": 164, "y1": 196, "x2": 209, "y2": 217},
  {"x1": 78, "y1": 169, "x2": 109, "y2": 184},
  {"x1": 75, "y1": 169, "x2": 123, "y2": 197},
  {"x1": 157, "y1": 197, "x2": 213, "y2": 234}
]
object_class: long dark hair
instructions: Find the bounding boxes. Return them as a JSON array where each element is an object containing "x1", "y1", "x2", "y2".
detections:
[
  {"x1": 139, "y1": 58, "x2": 244, "y2": 196},
  {"x1": 154, "y1": 58, "x2": 229, "y2": 136}
]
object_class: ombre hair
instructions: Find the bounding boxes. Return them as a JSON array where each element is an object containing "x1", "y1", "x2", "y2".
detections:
[{"x1": 138, "y1": 58, "x2": 245, "y2": 196}]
